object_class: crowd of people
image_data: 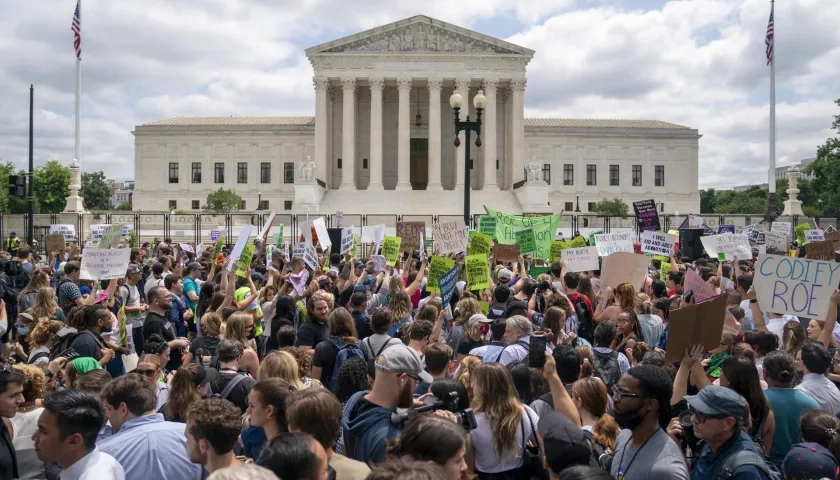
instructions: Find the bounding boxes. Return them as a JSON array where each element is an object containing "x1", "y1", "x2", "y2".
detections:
[{"x1": 0, "y1": 234, "x2": 839, "y2": 480}]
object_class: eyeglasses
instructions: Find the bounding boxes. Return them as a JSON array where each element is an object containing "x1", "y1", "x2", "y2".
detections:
[
  {"x1": 613, "y1": 389, "x2": 644, "y2": 401},
  {"x1": 138, "y1": 369, "x2": 158, "y2": 378},
  {"x1": 689, "y1": 406, "x2": 728, "y2": 423},
  {"x1": 404, "y1": 373, "x2": 423, "y2": 383}
]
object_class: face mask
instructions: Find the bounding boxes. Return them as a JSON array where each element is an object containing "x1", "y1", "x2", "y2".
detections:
[
  {"x1": 15, "y1": 325, "x2": 29, "y2": 336},
  {"x1": 614, "y1": 404, "x2": 646, "y2": 431}
]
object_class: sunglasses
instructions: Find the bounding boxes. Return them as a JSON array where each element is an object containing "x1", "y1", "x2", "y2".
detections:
[
  {"x1": 689, "y1": 406, "x2": 728, "y2": 423},
  {"x1": 138, "y1": 369, "x2": 158, "y2": 377}
]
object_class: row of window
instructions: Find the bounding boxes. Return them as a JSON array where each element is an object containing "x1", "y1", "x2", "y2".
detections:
[
  {"x1": 561, "y1": 201, "x2": 666, "y2": 213},
  {"x1": 560, "y1": 164, "x2": 665, "y2": 187},
  {"x1": 168, "y1": 199, "x2": 288, "y2": 211},
  {"x1": 168, "y1": 162, "x2": 296, "y2": 184}
]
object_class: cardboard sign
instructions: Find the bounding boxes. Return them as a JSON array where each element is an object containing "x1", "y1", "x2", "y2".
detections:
[
  {"x1": 236, "y1": 243, "x2": 255, "y2": 278},
  {"x1": 493, "y1": 242, "x2": 520, "y2": 262},
  {"x1": 484, "y1": 207, "x2": 562, "y2": 260},
  {"x1": 45, "y1": 234, "x2": 65, "y2": 252},
  {"x1": 771, "y1": 222, "x2": 791, "y2": 238},
  {"x1": 469, "y1": 232, "x2": 493, "y2": 257},
  {"x1": 550, "y1": 240, "x2": 569, "y2": 263},
  {"x1": 514, "y1": 228, "x2": 537, "y2": 255},
  {"x1": 754, "y1": 254, "x2": 840, "y2": 319},
  {"x1": 826, "y1": 230, "x2": 840, "y2": 243},
  {"x1": 700, "y1": 234, "x2": 751, "y2": 261},
  {"x1": 340, "y1": 226, "x2": 354, "y2": 255},
  {"x1": 806, "y1": 241, "x2": 837, "y2": 261},
  {"x1": 478, "y1": 216, "x2": 497, "y2": 239},
  {"x1": 396, "y1": 221, "x2": 425, "y2": 251},
  {"x1": 684, "y1": 268, "x2": 717, "y2": 303},
  {"x1": 465, "y1": 254, "x2": 489, "y2": 290},
  {"x1": 381, "y1": 236, "x2": 402, "y2": 266},
  {"x1": 568, "y1": 236, "x2": 587, "y2": 248},
  {"x1": 600, "y1": 252, "x2": 650, "y2": 291},
  {"x1": 826, "y1": 225, "x2": 838, "y2": 233},
  {"x1": 664, "y1": 294, "x2": 728, "y2": 362},
  {"x1": 633, "y1": 199, "x2": 661, "y2": 232},
  {"x1": 427, "y1": 256, "x2": 456, "y2": 294},
  {"x1": 805, "y1": 229, "x2": 825, "y2": 243},
  {"x1": 50, "y1": 224, "x2": 76, "y2": 242},
  {"x1": 561, "y1": 246, "x2": 600, "y2": 273},
  {"x1": 640, "y1": 231, "x2": 676, "y2": 256},
  {"x1": 594, "y1": 232, "x2": 634, "y2": 257},
  {"x1": 439, "y1": 264, "x2": 460, "y2": 307},
  {"x1": 81, "y1": 248, "x2": 132, "y2": 280},
  {"x1": 433, "y1": 220, "x2": 468, "y2": 254}
]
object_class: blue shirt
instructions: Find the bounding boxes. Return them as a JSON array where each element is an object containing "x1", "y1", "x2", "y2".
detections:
[
  {"x1": 764, "y1": 387, "x2": 821, "y2": 466},
  {"x1": 98, "y1": 414, "x2": 202, "y2": 480},
  {"x1": 167, "y1": 293, "x2": 187, "y2": 337},
  {"x1": 691, "y1": 431, "x2": 770, "y2": 480}
]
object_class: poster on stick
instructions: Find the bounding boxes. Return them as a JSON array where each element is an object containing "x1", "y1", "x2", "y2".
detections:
[
  {"x1": 753, "y1": 254, "x2": 840, "y2": 320},
  {"x1": 561, "y1": 247, "x2": 599, "y2": 273},
  {"x1": 640, "y1": 231, "x2": 675, "y2": 256}
]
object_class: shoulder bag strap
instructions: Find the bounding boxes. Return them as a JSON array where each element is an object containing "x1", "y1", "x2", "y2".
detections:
[
  {"x1": 220, "y1": 374, "x2": 247, "y2": 400},
  {"x1": 374, "y1": 338, "x2": 392, "y2": 357},
  {"x1": 523, "y1": 407, "x2": 541, "y2": 457}
]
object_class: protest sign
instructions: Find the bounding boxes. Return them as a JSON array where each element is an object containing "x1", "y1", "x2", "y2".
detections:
[
  {"x1": 718, "y1": 225, "x2": 735, "y2": 234},
  {"x1": 700, "y1": 234, "x2": 751, "y2": 260},
  {"x1": 661, "y1": 261, "x2": 672, "y2": 277},
  {"x1": 805, "y1": 229, "x2": 825, "y2": 243},
  {"x1": 794, "y1": 223, "x2": 811, "y2": 245},
  {"x1": 469, "y1": 232, "x2": 492, "y2": 257},
  {"x1": 179, "y1": 243, "x2": 195, "y2": 255},
  {"x1": 764, "y1": 232, "x2": 788, "y2": 253},
  {"x1": 805, "y1": 241, "x2": 836, "y2": 261},
  {"x1": 381, "y1": 236, "x2": 402, "y2": 265},
  {"x1": 640, "y1": 231, "x2": 676, "y2": 256},
  {"x1": 289, "y1": 270, "x2": 308, "y2": 297},
  {"x1": 98, "y1": 225, "x2": 123, "y2": 249},
  {"x1": 81, "y1": 248, "x2": 132, "y2": 280},
  {"x1": 529, "y1": 266, "x2": 550, "y2": 278},
  {"x1": 370, "y1": 224, "x2": 386, "y2": 253},
  {"x1": 293, "y1": 242, "x2": 305, "y2": 259},
  {"x1": 90, "y1": 224, "x2": 110, "y2": 241},
  {"x1": 684, "y1": 269, "x2": 717, "y2": 303},
  {"x1": 478, "y1": 216, "x2": 497, "y2": 239},
  {"x1": 276, "y1": 224, "x2": 284, "y2": 248},
  {"x1": 772, "y1": 222, "x2": 791, "y2": 238},
  {"x1": 227, "y1": 225, "x2": 254, "y2": 267},
  {"x1": 594, "y1": 232, "x2": 634, "y2": 257},
  {"x1": 45, "y1": 234, "x2": 65, "y2": 252},
  {"x1": 826, "y1": 230, "x2": 840, "y2": 243},
  {"x1": 340, "y1": 226, "x2": 354, "y2": 255},
  {"x1": 419, "y1": 233, "x2": 425, "y2": 261},
  {"x1": 302, "y1": 244, "x2": 318, "y2": 270},
  {"x1": 754, "y1": 254, "x2": 840, "y2": 319},
  {"x1": 350, "y1": 234, "x2": 358, "y2": 258},
  {"x1": 589, "y1": 230, "x2": 603, "y2": 247},
  {"x1": 427, "y1": 256, "x2": 456, "y2": 294},
  {"x1": 210, "y1": 230, "x2": 222, "y2": 241},
  {"x1": 50, "y1": 224, "x2": 76, "y2": 242},
  {"x1": 664, "y1": 294, "x2": 727, "y2": 362},
  {"x1": 433, "y1": 220, "x2": 468, "y2": 254},
  {"x1": 336, "y1": 212, "x2": 344, "y2": 228},
  {"x1": 514, "y1": 228, "x2": 537, "y2": 255},
  {"x1": 439, "y1": 264, "x2": 460, "y2": 307},
  {"x1": 600, "y1": 252, "x2": 650, "y2": 291},
  {"x1": 371, "y1": 255, "x2": 387, "y2": 272},
  {"x1": 312, "y1": 217, "x2": 331, "y2": 250},
  {"x1": 493, "y1": 242, "x2": 520, "y2": 262},
  {"x1": 549, "y1": 240, "x2": 569, "y2": 262},
  {"x1": 258, "y1": 212, "x2": 277, "y2": 240},
  {"x1": 483, "y1": 207, "x2": 561, "y2": 260},
  {"x1": 633, "y1": 199, "x2": 661, "y2": 232},
  {"x1": 568, "y1": 236, "x2": 587, "y2": 248},
  {"x1": 465, "y1": 254, "x2": 490, "y2": 290},
  {"x1": 827, "y1": 225, "x2": 838, "y2": 233},
  {"x1": 396, "y1": 221, "x2": 425, "y2": 251},
  {"x1": 687, "y1": 216, "x2": 704, "y2": 229},
  {"x1": 236, "y1": 244, "x2": 255, "y2": 278},
  {"x1": 561, "y1": 247, "x2": 599, "y2": 273}
]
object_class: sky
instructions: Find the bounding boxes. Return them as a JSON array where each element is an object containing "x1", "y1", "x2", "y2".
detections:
[{"x1": 0, "y1": 0, "x2": 838, "y2": 189}]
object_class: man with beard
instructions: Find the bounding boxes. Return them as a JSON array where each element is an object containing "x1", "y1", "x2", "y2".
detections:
[
  {"x1": 297, "y1": 291, "x2": 333, "y2": 351},
  {"x1": 0, "y1": 364, "x2": 24, "y2": 480},
  {"x1": 341, "y1": 344, "x2": 433, "y2": 464},
  {"x1": 185, "y1": 398, "x2": 243, "y2": 474},
  {"x1": 609, "y1": 365, "x2": 689, "y2": 480},
  {"x1": 67, "y1": 305, "x2": 113, "y2": 361}
]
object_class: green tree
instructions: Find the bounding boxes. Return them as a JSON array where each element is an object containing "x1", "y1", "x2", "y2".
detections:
[
  {"x1": 115, "y1": 201, "x2": 132, "y2": 211},
  {"x1": 203, "y1": 188, "x2": 243, "y2": 214},
  {"x1": 700, "y1": 188, "x2": 717, "y2": 214},
  {"x1": 34, "y1": 160, "x2": 70, "y2": 213},
  {"x1": 804, "y1": 97, "x2": 840, "y2": 213},
  {"x1": 591, "y1": 197, "x2": 630, "y2": 217},
  {"x1": 81, "y1": 171, "x2": 112, "y2": 211},
  {"x1": 0, "y1": 161, "x2": 29, "y2": 214}
]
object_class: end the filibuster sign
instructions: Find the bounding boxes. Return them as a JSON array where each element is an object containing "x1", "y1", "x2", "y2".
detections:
[{"x1": 754, "y1": 254, "x2": 840, "y2": 319}]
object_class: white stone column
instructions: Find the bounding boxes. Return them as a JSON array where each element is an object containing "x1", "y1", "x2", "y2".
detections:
[
  {"x1": 482, "y1": 78, "x2": 498, "y2": 190},
  {"x1": 396, "y1": 77, "x2": 412, "y2": 190},
  {"x1": 455, "y1": 78, "x2": 471, "y2": 189},
  {"x1": 313, "y1": 76, "x2": 329, "y2": 184},
  {"x1": 368, "y1": 77, "x2": 384, "y2": 190},
  {"x1": 340, "y1": 77, "x2": 356, "y2": 189},
  {"x1": 427, "y1": 77, "x2": 443, "y2": 191},
  {"x1": 510, "y1": 79, "x2": 526, "y2": 186}
]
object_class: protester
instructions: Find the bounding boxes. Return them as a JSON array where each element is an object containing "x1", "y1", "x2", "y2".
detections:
[{"x1": 185, "y1": 398, "x2": 243, "y2": 474}]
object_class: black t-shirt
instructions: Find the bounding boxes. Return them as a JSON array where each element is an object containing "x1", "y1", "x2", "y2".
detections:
[
  {"x1": 143, "y1": 311, "x2": 182, "y2": 371},
  {"x1": 68, "y1": 330, "x2": 105, "y2": 360},
  {"x1": 457, "y1": 337, "x2": 484, "y2": 356},
  {"x1": 0, "y1": 421, "x2": 17, "y2": 480},
  {"x1": 190, "y1": 336, "x2": 220, "y2": 363},
  {"x1": 312, "y1": 340, "x2": 342, "y2": 386},
  {"x1": 296, "y1": 319, "x2": 329, "y2": 348},
  {"x1": 211, "y1": 371, "x2": 256, "y2": 413}
]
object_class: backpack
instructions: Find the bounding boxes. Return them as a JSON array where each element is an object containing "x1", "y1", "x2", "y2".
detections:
[
  {"x1": 715, "y1": 449, "x2": 782, "y2": 480},
  {"x1": 363, "y1": 337, "x2": 396, "y2": 361},
  {"x1": 49, "y1": 328, "x2": 105, "y2": 361},
  {"x1": 593, "y1": 350, "x2": 620, "y2": 395},
  {"x1": 219, "y1": 374, "x2": 248, "y2": 401},
  {"x1": 328, "y1": 339, "x2": 364, "y2": 390},
  {"x1": 192, "y1": 339, "x2": 219, "y2": 369},
  {"x1": 582, "y1": 429, "x2": 611, "y2": 471},
  {"x1": 572, "y1": 295, "x2": 595, "y2": 343}
]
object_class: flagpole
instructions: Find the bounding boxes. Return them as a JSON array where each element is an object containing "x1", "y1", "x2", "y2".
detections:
[
  {"x1": 765, "y1": 0, "x2": 778, "y2": 221},
  {"x1": 65, "y1": 0, "x2": 86, "y2": 213},
  {"x1": 74, "y1": 0, "x2": 81, "y2": 166}
]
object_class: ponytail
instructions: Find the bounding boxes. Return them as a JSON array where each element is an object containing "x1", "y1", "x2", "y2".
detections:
[
  {"x1": 592, "y1": 413, "x2": 621, "y2": 450},
  {"x1": 580, "y1": 357, "x2": 593, "y2": 378}
]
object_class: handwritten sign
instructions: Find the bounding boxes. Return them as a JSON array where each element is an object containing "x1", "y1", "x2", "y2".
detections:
[
  {"x1": 302, "y1": 244, "x2": 318, "y2": 270},
  {"x1": 561, "y1": 247, "x2": 600, "y2": 273},
  {"x1": 514, "y1": 228, "x2": 537, "y2": 255},
  {"x1": 764, "y1": 232, "x2": 788, "y2": 253},
  {"x1": 98, "y1": 225, "x2": 124, "y2": 249},
  {"x1": 478, "y1": 216, "x2": 497, "y2": 239},
  {"x1": 236, "y1": 243, "x2": 255, "y2": 278},
  {"x1": 433, "y1": 220, "x2": 468, "y2": 254},
  {"x1": 594, "y1": 232, "x2": 634, "y2": 257},
  {"x1": 700, "y1": 234, "x2": 751, "y2": 261},
  {"x1": 550, "y1": 240, "x2": 569, "y2": 262},
  {"x1": 805, "y1": 241, "x2": 837, "y2": 261},
  {"x1": 754, "y1": 254, "x2": 840, "y2": 319},
  {"x1": 293, "y1": 242, "x2": 305, "y2": 260},
  {"x1": 50, "y1": 224, "x2": 76, "y2": 242},
  {"x1": 210, "y1": 230, "x2": 222, "y2": 241},
  {"x1": 493, "y1": 242, "x2": 520, "y2": 262},
  {"x1": 771, "y1": 222, "x2": 791, "y2": 238},
  {"x1": 568, "y1": 236, "x2": 587, "y2": 248},
  {"x1": 336, "y1": 211, "x2": 344, "y2": 228},
  {"x1": 465, "y1": 254, "x2": 489, "y2": 290},
  {"x1": 427, "y1": 256, "x2": 456, "y2": 294},
  {"x1": 633, "y1": 199, "x2": 661, "y2": 232},
  {"x1": 469, "y1": 232, "x2": 492, "y2": 257},
  {"x1": 687, "y1": 215, "x2": 704, "y2": 229},
  {"x1": 640, "y1": 231, "x2": 676, "y2": 256},
  {"x1": 340, "y1": 226, "x2": 354, "y2": 255},
  {"x1": 484, "y1": 207, "x2": 561, "y2": 260},
  {"x1": 805, "y1": 229, "x2": 825, "y2": 243},
  {"x1": 826, "y1": 230, "x2": 840, "y2": 243},
  {"x1": 371, "y1": 255, "x2": 387, "y2": 272},
  {"x1": 396, "y1": 222, "x2": 425, "y2": 251},
  {"x1": 381, "y1": 236, "x2": 402, "y2": 266},
  {"x1": 81, "y1": 248, "x2": 132, "y2": 280},
  {"x1": 45, "y1": 234, "x2": 65, "y2": 252}
]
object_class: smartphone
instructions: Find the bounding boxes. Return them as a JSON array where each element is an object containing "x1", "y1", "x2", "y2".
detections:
[{"x1": 529, "y1": 335, "x2": 547, "y2": 368}]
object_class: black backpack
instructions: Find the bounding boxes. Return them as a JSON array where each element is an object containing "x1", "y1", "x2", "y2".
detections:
[
  {"x1": 572, "y1": 295, "x2": 595, "y2": 343},
  {"x1": 593, "y1": 350, "x2": 620, "y2": 395},
  {"x1": 49, "y1": 328, "x2": 105, "y2": 361},
  {"x1": 192, "y1": 339, "x2": 219, "y2": 369}
]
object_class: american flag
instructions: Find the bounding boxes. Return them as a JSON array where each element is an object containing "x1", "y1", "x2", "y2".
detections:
[
  {"x1": 765, "y1": 4, "x2": 774, "y2": 65},
  {"x1": 71, "y1": 0, "x2": 81, "y2": 60}
]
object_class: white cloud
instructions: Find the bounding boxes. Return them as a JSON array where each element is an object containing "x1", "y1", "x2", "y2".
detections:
[{"x1": 0, "y1": 0, "x2": 837, "y2": 190}]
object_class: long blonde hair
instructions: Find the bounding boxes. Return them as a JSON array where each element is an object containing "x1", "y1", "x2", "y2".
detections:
[
  {"x1": 29, "y1": 287, "x2": 60, "y2": 319},
  {"x1": 225, "y1": 312, "x2": 253, "y2": 344},
  {"x1": 259, "y1": 350, "x2": 305, "y2": 390},
  {"x1": 471, "y1": 363, "x2": 524, "y2": 456},
  {"x1": 454, "y1": 298, "x2": 481, "y2": 326}
]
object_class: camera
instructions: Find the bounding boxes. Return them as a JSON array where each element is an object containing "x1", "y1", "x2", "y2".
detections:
[
  {"x1": 678, "y1": 409, "x2": 700, "y2": 458},
  {"x1": 391, "y1": 392, "x2": 477, "y2": 431},
  {"x1": 539, "y1": 281, "x2": 552, "y2": 290}
]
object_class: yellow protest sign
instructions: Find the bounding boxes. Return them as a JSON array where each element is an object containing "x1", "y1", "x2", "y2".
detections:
[
  {"x1": 465, "y1": 254, "x2": 489, "y2": 290},
  {"x1": 568, "y1": 236, "x2": 587, "y2": 248},
  {"x1": 550, "y1": 240, "x2": 568, "y2": 262},
  {"x1": 427, "y1": 256, "x2": 456, "y2": 294},
  {"x1": 236, "y1": 243, "x2": 255, "y2": 278},
  {"x1": 382, "y1": 236, "x2": 402, "y2": 265},
  {"x1": 469, "y1": 232, "x2": 493, "y2": 257},
  {"x1": 661, "y1": 261, "x2": 672, "y2": 277}
]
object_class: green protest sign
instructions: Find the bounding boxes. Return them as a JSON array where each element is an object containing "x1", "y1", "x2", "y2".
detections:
[
  {"x1": 794, "y1": 223, "x2": 811, "y2": 245},
  {"x1": 469, "y1": 232, "x2": 493, "y2": 257},
  {"x1": 529, "y1": 266, "x2": 550, "y2": 278},
  {"x1": 514, "y1": 228, "x2": 537, "y2": 255},
  {"x1": 465, "y1": 254, "x2": 489, "y2": 290},
  {"x1": 427, "y1": 256, "x2": 456, "y2": 294},
  {"x1": 382, "y1": 236, "x2": 402, "y2": 265},
  {"x1": 478, "y1": 216, "x2": 497, "y2": 239},
  {"x1": 276, "y1": 224, "x2": 284, "y2": 248},
  {"x1": 484, "y1": 207, "x2": 561, "y2": 259},
  {"x1": 212, "y1": 236, "x2": 225, "y2": 259},
  {"x1": 568, "y1": 236, "x2": 587, "y2": 248},
  {"x1": 589, "y1": 230, "x2": 603, "y2": 246},
  {"x1": 236, "y1": 243, "x2": 255, "y2": 278}
]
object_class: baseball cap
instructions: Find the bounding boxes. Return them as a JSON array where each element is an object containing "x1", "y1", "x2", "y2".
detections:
[
  {"x1": 126, "y1": 264, "x2": 142, "y2": 277},
  {"x1": 538, "y1": 411, "x2": 593, "y2": 474},
  {"x1": 185, "y1": 262, "x2": 204, "y2": 273},
  {"x1": 193, "y1": 364, "x2": 220, "y2": 387},
  {"x1": 468, "y1": 313, "x2": 492, "y2": 326},
  {"x1": 354, "y1": 261, "x2": 366, "y2": 270},
  {"x1": 375, "y1": 344, "x2": 433, "y2": 384},
  {"x1": 783, "y1": 443, "x2": 839, "y2": 479},
  {"x1": 498, "y1": 268, "x2": 512, "y2": 281},
  {"x1": 251, "y1": 272, "x2": 266, "y2": 285},
  {"x1": 685, "y1": 385, "x2": 747, "y2": 420}
]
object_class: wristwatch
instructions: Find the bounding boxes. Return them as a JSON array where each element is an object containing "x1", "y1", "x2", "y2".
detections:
[{"x1": 749, "y1": 299, "x2": 758, "y2": 304}]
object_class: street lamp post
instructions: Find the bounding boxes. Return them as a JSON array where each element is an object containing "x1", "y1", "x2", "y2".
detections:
[
  {"x1": 258, "y1": 191, "x2": 262, "y2": 211},
  {"x1": 450, "y1": 89, "x2": 486, "y2": 228}
]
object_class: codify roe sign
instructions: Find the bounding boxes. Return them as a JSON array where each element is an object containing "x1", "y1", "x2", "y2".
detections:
[{"x1": 754, "y1": 254, "x2": 840, "y2": 319}]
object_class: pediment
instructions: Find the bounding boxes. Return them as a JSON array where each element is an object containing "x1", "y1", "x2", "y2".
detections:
[{"x1": 305, "y1": 15, "x2": 533, "y2": 57}]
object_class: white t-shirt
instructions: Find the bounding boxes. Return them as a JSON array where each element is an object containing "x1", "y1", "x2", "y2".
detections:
[{"x1": 471, "y1": 405, "x2": 539, "y2": 473}]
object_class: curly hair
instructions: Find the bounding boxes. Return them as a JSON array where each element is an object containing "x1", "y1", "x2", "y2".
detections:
[
  {"x1": 454, "y1": 298, "x2": 481, "y2": 327},
  {"x1": 334, "y1": 357, "x2": 370, "y2": 403},
  {"x1": 613, "y1": 283, "x2": 636, "y2": 310},
  {"x1": 307, "y1": 290, "x2": 335, "y2": 318},
  {"x1": 28, "y1": 319, "x2": 63, "y2": 348},
  {"x1": 12, "y1": 364, "x2": 46, "y2": 402},
  {"x1": 282, "y1": 346, "x2": 313, "y2": 378}
]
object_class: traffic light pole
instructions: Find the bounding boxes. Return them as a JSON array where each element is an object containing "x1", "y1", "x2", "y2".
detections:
[{"x1": 27, "y1": 85, "x2": 34, "y2": 247}]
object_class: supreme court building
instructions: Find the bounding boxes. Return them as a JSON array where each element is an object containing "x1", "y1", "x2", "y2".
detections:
[{"x1": 133, "y1": 15, "x2": 701, "y2": 216}]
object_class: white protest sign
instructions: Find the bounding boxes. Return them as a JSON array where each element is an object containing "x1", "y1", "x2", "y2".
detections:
[
  {"x1": 303, "y1": 244, "x2": 318, "y2": 270},
  {"x1": 265, "y1": 246, "x2": 272, "y2": 270},
  {"x1": 179, "y1": 243, "x2": 195, "y2": 254},
  {"x1": 561, "y1": 247, "x2": 600, "y2": 273},
  {"x1": 81, "y1": 248, "x2": 132, "y2": 280},
  {"x1": 433, "y1": 220, "x2": 468, "y2": 254},
  {"x1": 227, "y1": 224, "x2": 254, "y2": 267},
  {"x1": 336, "y1": 211, "x2": 344, "y2": 228},
  {"x1": 293, "y1": 242, "x2": 305, "y2": 259},
  {"x1": 688, "y1": 215, "x2": 704, "y2": 229},
  {"x1": 419, "y1": 232, "x2": 425, "y2": 262},
  {"x1": 600, "y1": 252, "x2": 650, "y2": 291},
  {"x1": 594, "y1": 232, "x2": 634, "y2": 257},
  {"x1": 700, "y1": 234, "x2": 752, "y2": 260},
  {"x1": 312, "y1": 217, "x2": 331, "y2": 249},
  {"x1": 258, "y1": 212, "x2": 277, "y2": 240},
  {"x1": 90, "y1": 224, "x2": 111, "y2": 241},
  {"x1": 771, "y1": 222, "x2": 791, "y2": 238},
  {"x1": 210, "y1": 230, "x2": 222, "y2": 241},
  {"x1": 301, "y1": 221, "x2": 313, "y2": 247},
  {"x1": 372, "y1": 224, "x2": 386, "y2": 254},
  {"x1": 640, "y1": 231, "x2": 676, "y2": 256},
  {"x1": 50, "y1": 224, "x2": 76, "y2": 242},
  {"x1": 98, "y1": 225, "x2": 123, "y2": 249},
  {"x1": 340, "y1": 226, "x2": 354, "y2": 255},
  {"x1": 764, "y1": 232, "x2": 788, "y2": 252},
  {"x1": 120, "y1": 224, "x2": 133, "y2": 236},
  {"x1": 371, "y1": 255, "x2": 387, "y2": 272},
  {"x1": 805, "y1": 229, "x2": 825, "y2": 243},
  {"x1": 754, "y1": 254, "x2": 840, "y2": 319}
]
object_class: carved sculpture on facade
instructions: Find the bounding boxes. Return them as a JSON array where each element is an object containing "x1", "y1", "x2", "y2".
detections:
[
  {"x1": 299, "y1": 156, "x2": 316, "y2": 183},
  {"x1": 324, "y1": 23, "x2": 517, "y2": 54},
  {"x1": 525, "y1": 159, "x2": 544, "y2": 184}
]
